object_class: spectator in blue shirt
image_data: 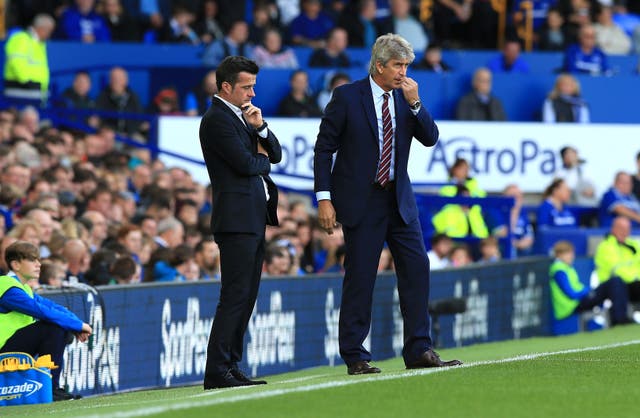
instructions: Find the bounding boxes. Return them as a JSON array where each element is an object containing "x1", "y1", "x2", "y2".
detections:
[
  {"x1": 598, "y1": 171, "x2": 640, "y2": 228},
  {"x1": 537, "y1": 178, "x2": 577, "y2": 228},
  {"x1": 486, "y1": 38, "x2": 530, "y2": 73},
  {"x1": 0, "y1": 241, "x2": 92, "y2": 401},
  {"x1": 59, "y1": 0, "x2": 111, "y2": 43},
  {"x1": 288, "y1": 0, "x2": 335, "y2": 49},
  {"x1": 512, "y1": 0, "x2": 558, "y2": 32},
  {"x1": 563, "y1": 24, "x2": 610, "y2": 75},
  {"x1": 488, "y1": 184, "x2": 534, "y2": 257}
]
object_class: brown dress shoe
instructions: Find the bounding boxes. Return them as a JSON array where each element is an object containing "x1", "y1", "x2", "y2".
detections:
[
  {"x1": 347, "y1": 361, "x2": 382, "y2": 375},
  {"x1": 406, "y1": 349, "x2": 463, "y2": 369}
]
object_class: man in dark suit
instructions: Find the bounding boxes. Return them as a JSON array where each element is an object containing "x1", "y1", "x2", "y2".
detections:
[
  {"x1": 314, "y1": 34, "x2": 462, "y2": 375},
  {"x1": 199, "y1": 56, "x2": 282, "y2": 389}
]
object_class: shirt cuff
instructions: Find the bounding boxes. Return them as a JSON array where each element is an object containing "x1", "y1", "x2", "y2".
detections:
[
  {"x1": 316, "y1": 191, "x2": 331, "y2": 201},
  {"x1": 410, "y1": 105, "x2": 421, "y2": 115},
  {"x1": 257, "y1": 127, "x2": 268, "y2": 138}
]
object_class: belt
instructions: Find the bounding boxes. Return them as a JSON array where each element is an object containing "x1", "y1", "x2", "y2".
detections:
[{"x1": 373, "y1": 181, "x2": 395, "y2": 191}]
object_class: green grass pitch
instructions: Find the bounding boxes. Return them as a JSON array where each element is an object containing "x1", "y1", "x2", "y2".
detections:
[{"x1": 6, "y1": 325, "x2": 640, "y2": 418}]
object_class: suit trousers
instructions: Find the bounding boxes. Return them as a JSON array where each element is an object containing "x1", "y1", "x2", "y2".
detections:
[
  {"x1": 339, "y1": 184, "x2": 433, "y2": 366},
  {"x1": 0, "y1": 321, "x2": 69, "y2": 387},
  {"x1": 205, "y1": 232, "x2": 265, "y2": 376}
]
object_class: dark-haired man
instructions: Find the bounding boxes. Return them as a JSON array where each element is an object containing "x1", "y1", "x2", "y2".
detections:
[{"x1": 200, "y1": 56, "x2": 281, "y2": 389}]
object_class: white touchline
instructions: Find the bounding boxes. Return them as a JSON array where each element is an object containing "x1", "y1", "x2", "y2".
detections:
[{"x1": 83, "y1": 339, "x2": 640, "y2": 418}]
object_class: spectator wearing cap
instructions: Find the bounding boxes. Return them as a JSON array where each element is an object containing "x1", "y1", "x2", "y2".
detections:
[
  {"x1": 58, "y1": 190, "x2": 78, "y2": 220},
  {"x1": 149, "y1": 87, "x2": 183, "y2": 115}
]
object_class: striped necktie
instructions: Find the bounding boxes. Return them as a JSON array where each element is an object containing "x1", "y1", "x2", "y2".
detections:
[{"x1": 376, "y1": 92, "x2": 393, "y2": 187}]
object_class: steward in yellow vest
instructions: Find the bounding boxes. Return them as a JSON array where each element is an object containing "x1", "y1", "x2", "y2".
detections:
[
  {"x1": 3, "y1": 14, "x2": 55, "y2": 104},
  {"x1": 549, "y1": 240, "x2": 630, "y2": 325},
  {"x1": 0, "y1": 241, "x2": 92, "y2": 401}
]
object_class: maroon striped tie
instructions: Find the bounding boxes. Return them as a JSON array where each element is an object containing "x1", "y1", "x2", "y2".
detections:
[{"x1": 376, "y1": 92, "x2": 393, "y2": 187}]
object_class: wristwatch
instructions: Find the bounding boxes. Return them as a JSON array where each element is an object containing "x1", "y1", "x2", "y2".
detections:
[
  {"x1": 256, "y1": 120, "x2": 268, "y2": 132},
  {"x1": 409, "y1": 100, "x2": 421, "y2": 110}
]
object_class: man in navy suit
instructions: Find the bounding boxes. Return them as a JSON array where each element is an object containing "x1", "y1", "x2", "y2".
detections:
[
  {"x1": 200, "y1": 56, "x2": 282, "y2": 389},
  {"x1": 314, "y1": 34, "x2": 462, "y2": 375}
]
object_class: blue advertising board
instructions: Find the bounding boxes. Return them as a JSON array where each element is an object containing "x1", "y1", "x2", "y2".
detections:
[{"x1": 45, "y1": 257, "x2": 556, "y2": 396}]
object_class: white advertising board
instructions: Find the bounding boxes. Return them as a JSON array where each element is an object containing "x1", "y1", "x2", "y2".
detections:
[{"x1": 158, "y1": 117, "x2": 639, "y2": 196}]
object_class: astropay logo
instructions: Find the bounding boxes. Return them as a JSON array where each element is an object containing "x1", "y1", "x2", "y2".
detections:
[{"x1": 0, "y1": 380, "x2": 43, "y2": 399}]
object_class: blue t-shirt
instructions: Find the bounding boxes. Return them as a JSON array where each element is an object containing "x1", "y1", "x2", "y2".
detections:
[
  {"x1": 60, "y1": 6, "x2": 111, "y2": 42},
  {"x1": 486, "y1": 55, "x2": 530, "y2": 74},
  {"x1": 288, "y1": 12, "x2": 334, "y2": 42},
  {"x1": 536, "y1": 199, "x2": 577, "y2": 228},
  {"x1": 598, "y1": 187, "x2": 640, "y2": 227},
  {"x1": 563, "y1": 44, "x2": 609, "y2": 75},
  {"x1": 512, "y1": 0, "x2": 558, "y2": 29}
]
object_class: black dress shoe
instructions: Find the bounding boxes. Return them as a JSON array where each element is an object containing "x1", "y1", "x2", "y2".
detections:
[
  {"x1": 406, "y1": 349, "x2": 463, "y2": 369},
  {"x1": 204, "y1": 369, "x2": 251, "y2": 390},
  {"x1": 53, "y1": 387, "x2": 77, "y2": 402},
  {"x1": 231, "y1": 368, "x2": 267, "y2": 385},
  {"x1": 347, "y1": 361, "x2": 381, "y2": 375}
]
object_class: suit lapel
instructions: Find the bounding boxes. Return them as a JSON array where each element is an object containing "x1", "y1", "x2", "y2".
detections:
[
  {"x1": 212, "y1": 96, "x2": 254, "y2": 136},
  {"x1": 360, "y1": 79, "x2": 379, "y2": 144}
]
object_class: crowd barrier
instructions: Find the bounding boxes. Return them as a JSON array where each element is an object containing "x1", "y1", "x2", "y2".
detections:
[{"x1": 38, "y1": 256, "x2": 594, "y2": 397}]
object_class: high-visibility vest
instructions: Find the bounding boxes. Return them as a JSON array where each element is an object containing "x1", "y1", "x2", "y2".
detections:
[
  {"x1": 3, "y1": 30, "x2": 49, "y2": 99},
  {"x1": 594, "y1": 234, "x2": 640, "y2": 284},
  {"x1": 432, "y1": 204, "x2": 489, "y2": 238},
  {"x1": 549, "y1": 260, "x2": 583, "y2": 320},
  {"x1": 0, "y1": 275, "x2": 36, "y2": 349}
]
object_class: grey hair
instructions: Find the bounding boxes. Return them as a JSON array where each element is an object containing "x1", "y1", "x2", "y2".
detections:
[
  {"x1": 157, "y1": 216, "x2": 183, "y2": 235},
  {"x1": 32, "y1": 14, "x2": 55, "y2": 29},
  {"x1": 368, "y1": 33, "x2": 415, "y2": 76}
]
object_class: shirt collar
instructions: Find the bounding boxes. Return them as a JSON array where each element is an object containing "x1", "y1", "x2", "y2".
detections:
[
  {"x1": 215, "y1": 94, "x2": 244, "y2": 119},
  {"x1": 369, "y1": 76, "x2": 392, "y2": 100},
  {"x1": 7, "y1": 271, "x2": 21, "y2": 283}
]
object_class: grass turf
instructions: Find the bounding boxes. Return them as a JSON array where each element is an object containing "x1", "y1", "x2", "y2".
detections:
[{"x1": 5, "y1": 324, "x2": 640, "y2": 418}]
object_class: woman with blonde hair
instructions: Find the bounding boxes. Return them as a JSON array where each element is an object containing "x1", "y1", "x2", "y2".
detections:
[{"x1": 542, "y1": 73, "x2": 590, "y2": 123}]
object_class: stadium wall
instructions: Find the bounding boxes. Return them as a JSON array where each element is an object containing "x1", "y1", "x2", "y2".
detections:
[{"x1": 40, "y1": 256, "x2": 589, "y2": 397}]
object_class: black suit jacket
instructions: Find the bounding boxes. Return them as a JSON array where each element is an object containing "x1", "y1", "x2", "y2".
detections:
[{"x1": 199, "y1": 97, "x2": 281, "y2": 235}]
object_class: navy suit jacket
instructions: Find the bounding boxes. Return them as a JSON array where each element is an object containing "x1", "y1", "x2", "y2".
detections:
[
  {"x1": 314, "y1": 77, "x2": 439, "y2": 228},
  {"x1": 200, "y1": 96, "x2": 281, "y2": 235}
]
